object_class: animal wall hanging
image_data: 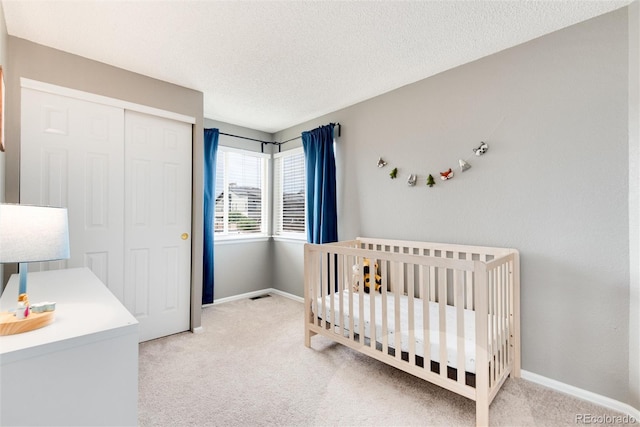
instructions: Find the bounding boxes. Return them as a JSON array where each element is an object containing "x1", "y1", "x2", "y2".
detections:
[
  {"x1": 376, "y1": 115, "x2": 504, "y2": 189},
  {"x1": 378, "y1": 141, "x2": 490, "y2": 189}
]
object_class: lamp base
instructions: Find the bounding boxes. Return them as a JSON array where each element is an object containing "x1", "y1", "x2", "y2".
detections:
[{"x1": 0, "y1": 311, "x2": 55, "y2": 336}]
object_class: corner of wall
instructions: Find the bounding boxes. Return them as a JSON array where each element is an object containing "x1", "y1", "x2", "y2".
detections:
[
  {"x1": 0, "y1": 1, "x2": 8, "y2": 288},
  {"x1": 629, "y1": 0, "x2": 640, "y2": 411}
]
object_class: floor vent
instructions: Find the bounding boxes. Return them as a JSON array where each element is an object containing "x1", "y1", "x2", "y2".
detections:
[{"x1": 249, "y1": 294, "x2": 271, "y2": 301}]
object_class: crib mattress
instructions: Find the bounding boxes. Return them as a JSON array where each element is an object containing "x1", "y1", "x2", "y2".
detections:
[{"x1": 316, "y1": 290, "x2": 477, "y2": 374}]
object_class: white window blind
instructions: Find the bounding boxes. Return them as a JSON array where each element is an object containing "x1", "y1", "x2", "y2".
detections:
[
  {"x1": 274, "y1": 148, "x2": 306, "y2": 237},
  {"x1": 214, "y1": 147, "x2": 268, "y2": 237}
]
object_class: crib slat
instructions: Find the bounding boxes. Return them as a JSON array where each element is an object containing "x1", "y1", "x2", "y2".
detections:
[
  {"x1": 430, "y1": 265, "x2": 437, "y2": 302},
  {"x1": 422, "y1": 265, "x2": 431, "y2": 373},
  {"x1": 408, "y1": 263, "x2": 416, "y2": 365},
  {"x1": 395, "y1": 261, "x2": 403, "y2": 361},
  {"x1": 337, "y1": 254, "x2": 345, "y2": 338},
  {"x1": 438, "y1": 266, "x2": 447, "y2": 379},
  {"x1": 455, "y1": 269, "x2": 465, "y2": 384},
  {"x1": 488, "y1": 269, "x2": 497, "y2": 387},
  {"x1": 506, "y1": 260, "x2": 513, "y2": 369},
  {"x1": 329, "y1": 254, "x2": 336, "y2": 332},
  {"x1": 500, "y1": 263, "x2": 508, "y2": 375},
  {"x1": 496, "y1": 265, "x2": 503, "y2": 382},
  {"x1": 465, "y1": 270, "x2": 474, "y2": 310},
  {"x1": 504, "y1": 264, "x2": 509, "y2": 374},
  {"x1": 369, "y1": 258, "x2": 377, "y2": 352},
  {"x1": 498, "y1": 264, "x2": 507, "y2": 376},
  {"x1": 320, "y1": 253, "x2": 327, "y2": 331},
  {"x1": 347, "y1": 257, "x2": 362, "y2": 341},
  {"x1": 381, "y1": 260, "x2": 389, "y2": 355},
  {"x1": 358, "y1": 257, "x2": 365, "y2": 345}
]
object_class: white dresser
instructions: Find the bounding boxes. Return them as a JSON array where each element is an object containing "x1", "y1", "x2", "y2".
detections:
[{"x1": 0, "y1": 268, "x2": 139, "y2": 426}]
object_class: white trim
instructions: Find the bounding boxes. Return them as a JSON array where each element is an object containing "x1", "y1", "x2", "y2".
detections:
[
  {"x1": 272, "y1": 235, "x2": 306, "y2": 243},
  {"x1": 214, "y1": 236, "x2": 270, "y2": 245},
  {"x1": 20, "y1": 78, "x2": 196, "y2": 124},
  {"x1": 209, "y1": 288, "x2": 303, "y2": 306},
  {"x1": 521, "y1": 370, "x2": 640, "y2": 420},
  {"x1": 269, "y1": 288, "x2": 304, "y2": 303}
]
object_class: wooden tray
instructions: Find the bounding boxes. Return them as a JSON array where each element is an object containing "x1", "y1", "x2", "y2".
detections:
[{"x1": 0, "y1": 311, "x2": 55, "y2": 336}]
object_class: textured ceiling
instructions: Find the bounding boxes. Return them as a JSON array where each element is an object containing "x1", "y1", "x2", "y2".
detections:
[{"x1": 1, "y1": 0, "x2": 632, "y2": 133}]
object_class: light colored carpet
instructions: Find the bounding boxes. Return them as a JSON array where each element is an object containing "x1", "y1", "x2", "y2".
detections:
[{"x1": 138, "y1": 294, "x2": 628, "y2": 426}]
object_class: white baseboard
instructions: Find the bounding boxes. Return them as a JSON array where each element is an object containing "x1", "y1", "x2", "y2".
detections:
[
  {"x1": 209, "y1": 288, "x2": 304, "y2": 306},
  {"x1": 268, "y1": 288, "x2": 304, "y2": 303},
  {"x1": 521, "y1": 370, "x2": 640, "y2": 420}
]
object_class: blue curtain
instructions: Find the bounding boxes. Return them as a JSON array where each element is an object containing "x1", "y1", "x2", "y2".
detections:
[
  {"x1": 203, "y1": 128, "x2": 219, "y2": 304},
  {"x1": 302, "y1": 124, "x2": 338, "y2": 244}
]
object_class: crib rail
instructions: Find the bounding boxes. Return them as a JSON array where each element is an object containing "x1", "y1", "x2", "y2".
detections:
[{"x1": 304, "y1": 237, "x2": 520, "y2": 426}]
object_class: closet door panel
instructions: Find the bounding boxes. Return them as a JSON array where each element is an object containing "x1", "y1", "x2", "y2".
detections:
[
  {"x1": 124, "y1": 110, "x2": 191, "y2": 341},
  {"x1": 21, "y1": 89, "x2": 125, "y2": 298}
]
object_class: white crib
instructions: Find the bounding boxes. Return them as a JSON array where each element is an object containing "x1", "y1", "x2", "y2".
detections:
[{"x1": 304, "y1": 237, "x2": 520, "y2": 426}]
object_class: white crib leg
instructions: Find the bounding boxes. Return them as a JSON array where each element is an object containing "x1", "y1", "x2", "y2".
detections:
[
  {"x1": 476, "y1": 400, "x2": 489, "y2": 427},
  {"x1": 304, "y1": 310, "x2": 317, "y2": 347},
  {"x1": 304, "y1": 327, "x2": 312, "y2": 347}
]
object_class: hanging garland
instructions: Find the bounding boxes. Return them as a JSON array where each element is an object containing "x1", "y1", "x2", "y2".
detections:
[
  {"x1": 377, "y1": 140, "x2": 490, "y2": 188},
  {"x1": 377, "y1": 116, "x2": 505, "y2": 189}
]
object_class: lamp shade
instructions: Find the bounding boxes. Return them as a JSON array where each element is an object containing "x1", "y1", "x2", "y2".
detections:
[{"x1": 0, "y1": 204, "x2": 70, "y2": 263}]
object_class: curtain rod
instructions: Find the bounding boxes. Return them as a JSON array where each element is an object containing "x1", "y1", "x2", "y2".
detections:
[{"x1": 219, "y1": 123, "x2": 341, "y2": 153}]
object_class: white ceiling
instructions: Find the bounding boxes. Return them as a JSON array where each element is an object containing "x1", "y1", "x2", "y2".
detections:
[{"x1": 1, "y1": 0, "x2": 632, "y2": 133}]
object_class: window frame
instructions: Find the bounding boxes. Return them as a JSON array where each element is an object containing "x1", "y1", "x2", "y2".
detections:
[
  {"x1": 214, "y1": 145, "x2": 270, "y2": 242},
  {"x1": 273, "y1": 147, "x2": 306, "y2": 241}
]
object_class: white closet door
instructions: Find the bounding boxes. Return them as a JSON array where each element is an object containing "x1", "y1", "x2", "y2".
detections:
[
  {"x1": 124, "y1": 110, "x2": 192, "y2": 341},
  {"x1": 20, "y1": 88, "x2": 126, "y2": 300},
  {"x1": 21, "y1": 88, "x2": 193, "y2": 342}
]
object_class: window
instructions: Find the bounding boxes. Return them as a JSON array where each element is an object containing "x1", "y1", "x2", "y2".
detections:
[
  {"x1": 215, "y1": 147, "x2": 269, "y2": 238},
  {"x1": 273, "y1": 147, "x2": 306, "y2": 238}
]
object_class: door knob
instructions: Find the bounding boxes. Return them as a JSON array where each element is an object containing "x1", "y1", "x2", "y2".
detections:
[{"x1": 181, "y1": 233, "x2": 189, "y2": 240}]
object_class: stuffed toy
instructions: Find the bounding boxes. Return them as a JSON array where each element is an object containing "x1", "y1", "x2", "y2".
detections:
[{"x1": 353, "y1": 259, "x2": 382, "y2": 294}]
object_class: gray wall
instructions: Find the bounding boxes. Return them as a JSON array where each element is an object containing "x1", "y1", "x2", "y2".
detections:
[
  {"x1": 5, "y1": 37, "x2": 205, "y2": 331},
  {"x1": 274, "y1": 8, "x2": 635, "y2": 407}
]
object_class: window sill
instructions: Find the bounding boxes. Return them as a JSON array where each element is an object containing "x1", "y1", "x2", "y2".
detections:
[
  {"x1": 214, "y1": 235, "x2": 270, "y2": 245},
  {"x1": 272, "y1": 235, "x2": 307, "y2": 243}
]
